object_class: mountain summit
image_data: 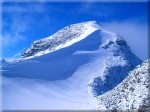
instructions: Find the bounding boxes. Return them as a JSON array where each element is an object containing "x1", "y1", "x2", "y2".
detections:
[{"x1": 21, "y1": 21, "x2": 101, "y2": 60}]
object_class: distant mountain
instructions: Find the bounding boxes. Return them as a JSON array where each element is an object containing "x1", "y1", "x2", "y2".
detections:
[
  {"x1": 1, "y1": 21, "x2": 142, "y2": 110},
  {"x1": 0, "y1": 58, "x2": 7, "y2": 67},
  {"x1": 0, "y1": 58, "x2": 6, "y2": 64},
  {"x1": 97, "y1": 60, "x2": 150, "y2": 111}
]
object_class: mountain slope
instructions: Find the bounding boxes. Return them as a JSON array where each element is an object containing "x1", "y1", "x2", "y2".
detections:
[
  {"x1": 97, "y1": 60, "x2": 150, "y2": 111},
  {"x1": 1, "y1": 21, "x2": 142, "y2": 110},
  {"x1": 88, "y1": 36, "x2": 142, "y2": 96},
  {"x1": 21, "y1": 21, "x2": 100, "y2": 60},
  {"x1": 2, "y1": 30, "x2": 102, "y2": 80}
]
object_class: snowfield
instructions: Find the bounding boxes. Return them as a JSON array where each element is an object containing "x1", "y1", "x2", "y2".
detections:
[{"x1": 1, "y1": 21, "x2": 146, "y2": 110}]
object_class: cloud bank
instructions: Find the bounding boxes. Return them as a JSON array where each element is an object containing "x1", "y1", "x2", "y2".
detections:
[{"x1": 101, "y1": 20, "x2": 148, "y2": 60}]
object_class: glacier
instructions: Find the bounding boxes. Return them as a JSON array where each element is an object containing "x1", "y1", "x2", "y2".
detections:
[{"x1": 1, "y1": 21, "x2": 143, "y2": 110}]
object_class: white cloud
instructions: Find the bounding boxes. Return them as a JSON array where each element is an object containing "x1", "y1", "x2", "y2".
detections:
[
  {"x1": 101, "y1": 20, "x2": 148, "y2": 61},
  {"x1": 2, "y1": 32, "x2": 25, "y2": 47},
  {"x1": 1, "y1": 2, "x2": 68, "y2": 49},
  {"x1": 2, "y1": 16, "x2": 28, "y2": 47},
  {"x1": 2, "y1": 3, "x2": 46, "y2": 47}
]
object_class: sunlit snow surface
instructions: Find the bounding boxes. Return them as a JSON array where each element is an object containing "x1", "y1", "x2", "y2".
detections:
[
  {"x1": 1, "y1": 21, "x2": 142, "y2": 110},
  {"x1": 2, "y1": 55, "x2": 106, "y2": 110}
]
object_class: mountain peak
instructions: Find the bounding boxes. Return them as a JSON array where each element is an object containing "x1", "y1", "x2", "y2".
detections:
[
  {"x1": 21, "y1": 21, "x2": 101, "y2": 60},
  {"x1": 80, "y1": 20, "x2": 101, "y2": 29}
]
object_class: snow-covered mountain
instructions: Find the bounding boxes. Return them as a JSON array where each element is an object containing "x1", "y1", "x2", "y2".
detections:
[
  {"x1": 21, "y1": 21, "x2": 101, "y2": 60},
  {"x1": 1, "y1": 21, "x2": 142, "y2": 110},
  {"x1": 88, "y1": 35, "x2": 142, "y2": 96},
  {"x1": 97, "y1": 60, "x2": 150, "y2": 112},
  {"x1": 0, "y1": 58, "x2": 6, "y2": 64}
]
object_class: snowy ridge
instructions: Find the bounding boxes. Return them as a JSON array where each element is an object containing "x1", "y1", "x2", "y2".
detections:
[
  {"x1": 21, "y1": 21, "x2": 101, "y2": 60},
  {"x1": 88, "y1": 35, "x2": 142, "y2": 96},
  {"x1": 96, "y1": 60, "x2": 150, "y2": 111}
]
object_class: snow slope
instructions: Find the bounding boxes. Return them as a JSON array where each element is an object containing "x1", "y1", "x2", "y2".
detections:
[
  {"x1": 97, "y1": 60, "x2": 150, "y2": 111},
  {"x1": 2, "y1": 30, "x2": 103, "y2": 81},
  {"x1": 21, "y1": 21, "x2": 101, "y2": 60},
  {"x1": 1, "y1": 21, "x2": 142, "y2": 110}
]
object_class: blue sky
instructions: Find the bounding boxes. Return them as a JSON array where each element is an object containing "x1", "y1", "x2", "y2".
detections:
[{"x1": 1, "y1": 1, "x2": 148, "y2": 60}]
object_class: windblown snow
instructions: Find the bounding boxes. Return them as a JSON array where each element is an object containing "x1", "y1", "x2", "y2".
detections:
[{"x1": 1, "y1": 21, "x2": 145, "y2": 110}]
